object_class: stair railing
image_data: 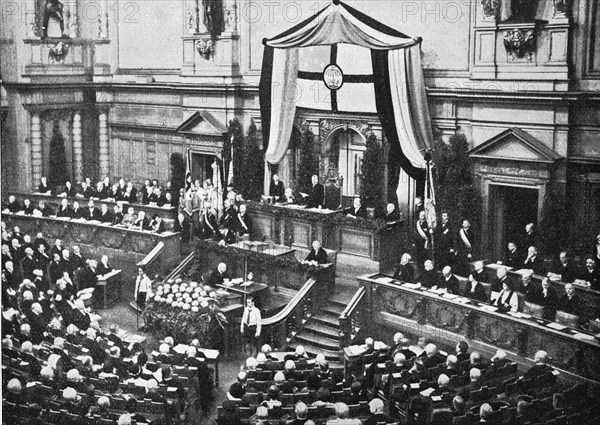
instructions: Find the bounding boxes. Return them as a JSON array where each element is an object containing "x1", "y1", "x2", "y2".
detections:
[
  {"x1": 339, "y1": 286, "x2": 367, "y2": 349},
  {"x1": 161, "y1": 252, "x2": 195, "y2": 283},
  {"x1": 260, "y1": 273, "x2": 332, "y2": 350}
]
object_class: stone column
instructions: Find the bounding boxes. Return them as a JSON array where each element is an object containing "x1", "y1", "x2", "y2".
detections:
[
  {"x1": 31, "y1": 113, "x2": 43, "y2": 188},
  {"x1": 72, "y1": 110, "x2": 83, "y2": 182},
  {"x1": 98, "y1": 111, "x2": 109, "y2": 178}
]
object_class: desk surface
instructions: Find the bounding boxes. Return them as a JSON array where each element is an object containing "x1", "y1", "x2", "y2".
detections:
[
  {"x1": 229, "y1": 241, "x2": 296, "y2": 258},
  {"x1": 217, "y1": 281, "x2": 268, "y2": 296}
]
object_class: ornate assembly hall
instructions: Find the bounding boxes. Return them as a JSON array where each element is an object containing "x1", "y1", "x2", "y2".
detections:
[{"x1": 1, "y1": 1, "x2": 600, "y2": 424}]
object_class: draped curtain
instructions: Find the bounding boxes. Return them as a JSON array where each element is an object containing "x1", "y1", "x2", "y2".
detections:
[{"x1": 259, "y1": 0, "x2": 433, "y2": 188}]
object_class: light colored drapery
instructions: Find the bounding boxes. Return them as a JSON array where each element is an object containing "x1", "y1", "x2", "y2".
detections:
[
  {"x1": 387, "y1": 46, "x2": 433, "y2": 170},
  {"x1": 266, "y1": 4, "x2": 417, "y2": 50},
  {"x1": 264, "y1": 48, "x2": 299, "y2": 165}
]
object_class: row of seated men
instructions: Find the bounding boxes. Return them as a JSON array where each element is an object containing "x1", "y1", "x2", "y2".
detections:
[
  {"x1": 213, "y1": 337, "x2": 598, "y2": 425},
  {"x1": 27, "y1": 176, "x2": 179, "y2": 207},
  {"x1": 2, "y1": 304, "x2": 215, "y2": 425},
  {"x1": 392, "y1": 255, "x2": 599, "y2": 329},
  {"x1": 2, "y1": 225, "x2": 117, "y2": 304},
  {"x1": 2, "y1": 196, "x2": 169, "y2": 234}
]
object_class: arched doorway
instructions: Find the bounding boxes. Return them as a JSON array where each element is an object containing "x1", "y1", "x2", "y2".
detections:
[{"x1": 324, "y1": 128, "x2": 366, "y2": 197}]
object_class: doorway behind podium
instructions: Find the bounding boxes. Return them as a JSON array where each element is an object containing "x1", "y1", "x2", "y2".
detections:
[
  {"x1": 190, "y1": 152, "x2": 215, "y2": 184},
  {"x1": 489, "y1": 185, "x2": 539, "y2": 262}
]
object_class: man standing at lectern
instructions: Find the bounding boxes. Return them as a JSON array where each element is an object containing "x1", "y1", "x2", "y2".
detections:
[{"x1": 305, "y1": 175, "x2": 324, "y2": 209}]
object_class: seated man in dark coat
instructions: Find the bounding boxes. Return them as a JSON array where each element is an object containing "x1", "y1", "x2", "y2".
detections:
[
  {"x1": 499, "y1": 241, "x2": 522, "y2": 269},
  {"x1": 559, "y1": 283, "x2": 583, "y2": 319},
  {"x1": 522, "y1": 246, "x2": 545, "y2": 275},
  {"x1": 206, "y1": 262, "x2": 230, "y2": 287},
  {"x1": 521, "y1": 350, "x2": 553, "y2": 380},
  {"x1": 36, "y1": 200, "x2": 54, "y2": 217},
  {"x1": 579, "y1": 257, "x2": 600, "y2": 291},
  {"x1": 23, "y1": 199, "x2": 35, "y2": 215},
  {"x1": 384, "y1": 203, "x2": 401, "y2": 222},
  {"x1": 418, "y1": 260, "x2": 438, "y2": 288},
  {"x1": 84, "y1": 199, "x2": 101, "y2": 220},
  {"x1": 393, "y1": 253, "x2": 414, "y2": 283},
  {"x1": 4, "y1": 195, "x2": 21, "y2": 213},
  {"x1": 548, "y1": 251, "x2": 576, "y2": 283},
  {"x1": 463, "y1": 274, "x2": 488, "y2": 303},
  {"x1": 437, "y1": 266, "x2": 459, "y2": 294},
  {"x1": 56, "y1": 198, "x2": 72, "y2": 218},
  {"x1": 304, "y1": 240, "x2": 328, "y2": 264},
  {"x1": 98, "y1": 204, "x2": 113, "y2": 223},
  {"x1": 540, "y1": 277, "x2": 559, "y2": 321},
  {"x1": 472, "y1": 260, "x2": 488, "y2": 283},
  {"x1": 345, "y1": 197, "x2": 367, "y2": 218}
]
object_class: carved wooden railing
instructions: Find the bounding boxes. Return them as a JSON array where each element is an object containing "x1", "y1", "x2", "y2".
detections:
[
  {"x1": 260, "y1": 275, "x2": 331, "y2": 351},
  {"x1": 136, "y1": 241, "x2": 165, "y2": 280},
  {"x1": 339, "y1": 286, "x2": 367, "y2": 349}
]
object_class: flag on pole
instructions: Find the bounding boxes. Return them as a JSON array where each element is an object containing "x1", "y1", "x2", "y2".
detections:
[
  {"x1": 227, "y1": 135, "x2": 234, "y2": 185},
  {"x1": 425, "y1": 157, "x2": 437, "y2": 232}
]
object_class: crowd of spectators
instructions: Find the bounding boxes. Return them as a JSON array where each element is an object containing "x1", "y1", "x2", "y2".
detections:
[{"x1": 214, "y1": 337, "x2": 598, "y2": 425}]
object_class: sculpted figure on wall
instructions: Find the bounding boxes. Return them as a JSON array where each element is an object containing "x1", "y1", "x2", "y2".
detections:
[
  {"x1": 42, "y1": 0, "x2": 66, "y2": 39},
  {"x1": 203, "y1": 0, "x2": 223, "y2": 36}
]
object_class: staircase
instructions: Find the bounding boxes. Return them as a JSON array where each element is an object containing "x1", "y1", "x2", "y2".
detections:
[{"x1": 287, "y1": 280, "x2": 363, "y2": 361}]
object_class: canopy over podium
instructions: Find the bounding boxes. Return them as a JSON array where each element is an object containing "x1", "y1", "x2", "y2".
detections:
[{"x1": 259, "y1": 0, "x2": 434, "y2": 183}]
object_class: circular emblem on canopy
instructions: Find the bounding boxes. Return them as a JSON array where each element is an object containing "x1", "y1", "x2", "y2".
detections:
[{"x1": 323, "y1": 64, "x2": 344, "y2": 91}]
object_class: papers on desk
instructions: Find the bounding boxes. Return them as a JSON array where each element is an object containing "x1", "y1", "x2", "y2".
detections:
[
  {"x1": 442, "y1": 293, "x2": 459, "y2": 300},
  {"x1": 507, "y1": 311, "x2": 532, "y2": 319},
  {"x1": 231, "y1": 278, "x2": 244, "y2": 285},
  {"x1": 402, "y1": 282, "x2": 421, "y2": 290},
  {"x1": 347, "y1": 345, "x2": 367, "y2": 356},
  {"x1": 488, "y1": 263, "x2": 513, "y2": 271},
  {"x1": 546, "y1": 322, "x2": 568, "y2": 331},
  {"x1": 375, "y1": 276, "x2": 394, "y2": 284},
  {"x1": 480, "y1": 305, "x2": 498, "y2": 313},
  {"x1": 420, "y1": 387, "x2": 435, "y2": 397},
  {"x1": 573, "y1": 333, "x2": 595, "y2": 341},
  {"x1": 428, "y1": 288, "x2": 446, "y2": 295},
  {"x1": 455, "y1": 297, "x2": 472, "y2": 304},
  {"x1": 513, "y1": 269, "x2": 533, "y2": 276},
  {"x1": 240, "y1": 281, "x2": 253, "y2": 287}
]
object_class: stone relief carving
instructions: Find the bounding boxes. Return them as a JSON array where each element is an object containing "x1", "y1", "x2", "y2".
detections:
[
  {"x1": 196, "y1": 38, "x2": 215, "y2": 59},
  {"x1": 503, "y1": 28, "x2": 536, "y2": 61}
]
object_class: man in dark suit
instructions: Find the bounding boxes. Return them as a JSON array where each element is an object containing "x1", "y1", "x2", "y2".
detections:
[
  {"x1": 436, "y1": 212, "x2": 455, "y2": 268},
  {"x1": 523, "y1": 246, "x2": 544, "y2": 275},
  {"x1": 418, "y1": 259, "x2": 438, "y2": 288},
  {"x1": 393, "y1": 253, "x2": 414, "y2": 283},
  {"x1": 559, "y1": 283, "x2": 583, "y2": 318},
  {"x1": 56, "y1": 198, "x2": 72, "y2": 218},
  {"x1": 37, "y1": 200, "x2": 54, "y2": 217},
  {"x1": 80, "y1": 181, "x2": 95, "y2": 198},
  {"x1": 415, "y1": 210, "x2": 431, "y2": 265},
  {"x1": 111, "y1": 205, "x2": 124, "y2": 226},
  {"x1": 82, "y1": 328, "x2": 106, "y2": 364},
  {"x1": 78, "y1": 261, "x2": 99, "y2": 290},
  {"x1": 472, "y1": 260, "x2": 488, "y2": 283},
  {"x1": 84, "y1": 199, "x2": 101, "y2": 220},
  {"x1": 384, "y1": 203, "x2": 400, "y2": 222},
  {"x1": 522, "y1": 350, "x2": 553, "y2": 380},
  {"x1": 200, "y1": 204, "x2": 221, "y2": 240},
  {"x1": 548, "y1": 251, "x2": 576, "y2": 283},
  {"x1": 346, "y1": 197, "x2": 367, "y2": 218},
  {"x1": 98, "y1": 203, "x2": 113, "y2": 223},
  {"x1": 220, "y1": 199, "x2": 238, "y2": 243},
  {"x1": 269, "y1": 174, "x2": 285, "y2": 201},
  {"x1": 70, "y1": 245, "x2": 86, "y2": 271},
  {"x1": 22, "y1": 199, "x2": 35, "y2": 215},
  {"x1": 521, "y1": 223, "x2": 537, "y2": 254},
  {"x1": 21, "y1": 247, "x2": 40, "y2": 281},
  {"x1": 63, "y1": 181, "x2": 78, "y2": 197},
  {"x1": 304, "y1": 240, "x2": 328, "y2": 264},
  {"x1": 71, "y1": 201, "x2": 84, "y2": 219},
  {"x1": 236, "y1": 204, "x2": 252, "y2": 237},
  {"x1": 305, "y1": 174, "x2": 324, "y2": 209},
  {"x1": 540, "y1": 278, "x2": 558, "y2": 321},
  {"x1": 4, "y1": 195, "x2": 21, "y2": 213},
  {"x1": 464, "y1": 274, "x2": 488, "y2": 303},
  {"x1": 580, "y1": 257, "x2": 600, "y2": 291},
  {"x1": 438, "y1": 266, "x2": 459, "y2": 294},
  {"x1": 207, "y1": 262, "x2": 230, "y2": 287},
  {"x1": 520, "y1": 270, "x2": 542, "y2": 304},
  {"x1": 491, "y1": 266, "x2": 513, "y2": 293},
  {"x1": 500, "y1": 241, "x2": 522, "y2": 269},
  {"x1": 456, "y1": 220, "x2": 474, "y2": 276}
]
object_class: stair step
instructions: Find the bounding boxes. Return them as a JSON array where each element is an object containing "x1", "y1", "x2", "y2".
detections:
[
  {"x1": 321, "y1": 303, "x2": 345, "y2": 316},
  {"x1": 288, "y1": 341, "x2": 341, "y2": 361},
  {"x1": 312, "y1": 312, "x2": 340, "y2": 327},
  {"x1": 294, "y1": 332, "x2": 340, "y2": 352},
  {"x1": 304, "y1": 322, "x2": 341, "y2": 339}
]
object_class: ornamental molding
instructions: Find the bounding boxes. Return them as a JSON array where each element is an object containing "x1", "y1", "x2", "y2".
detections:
[
  {"x1": 196, "y1": 38, "x2": 214, "y2": 59},
  {"x1": 480, "y1": 0, "x2": 500, "y2": 21},
  {"x1": 503, "y1": 28, "x2": 536, "y2": 62},
  {"x1": 48, "y1": 41, "x2": 69, "y2": 62},
  {"x1": 319, "y1": 119, "x2": 372, "y2": 142}
]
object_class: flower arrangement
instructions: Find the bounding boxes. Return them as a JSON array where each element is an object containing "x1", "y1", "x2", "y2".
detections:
[{"x1": 142, "y1": 279, "x2": 228, "y2": 346}]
